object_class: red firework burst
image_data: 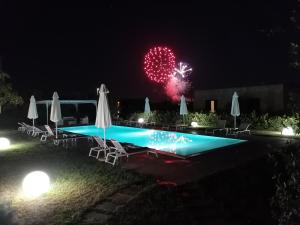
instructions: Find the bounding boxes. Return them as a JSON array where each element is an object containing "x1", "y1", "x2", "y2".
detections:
[{"x1": 144, "y1": 46, "x2": 176, "y2": 84}]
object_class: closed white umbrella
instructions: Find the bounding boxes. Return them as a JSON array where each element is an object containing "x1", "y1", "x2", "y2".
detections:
[
  {"x1": 144, "y1": 97, "x2": 151, "y2": 114},
  {"x1": 50, "y1": 92, "x2": 62, "y2": 138},
  {"x1": 27, "y1": 95, "x2": 38, "y2": 131},
  {"x1": 95, "y1": 84, "x2": 112, "y2": 148},
  {"x1": 231, "y1": 91, "x2": 240, "y2": 129},
  {"x1": 180, "y1": 95, "x2": 188, "y2": 124}
]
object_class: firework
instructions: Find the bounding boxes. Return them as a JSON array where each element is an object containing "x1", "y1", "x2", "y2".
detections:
[
  {"x1": 144, "y1": 46, "x2": 176, "y2": 84},
  {"x1": 165, "y1": 77, "x2": 191, "y2": 102},
  {"x1": 173, "y1": 62, "x2": 193, "y2": 78}
]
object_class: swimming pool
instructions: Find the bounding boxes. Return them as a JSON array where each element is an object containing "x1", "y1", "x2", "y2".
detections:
[{"x1": 60, "y1": 125, "x2": 246, "y2": 158}]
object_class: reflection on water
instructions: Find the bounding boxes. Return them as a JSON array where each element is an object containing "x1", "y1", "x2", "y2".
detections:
[{"x1": 147, "y1": 130, "x2": 192, "y2": 154}]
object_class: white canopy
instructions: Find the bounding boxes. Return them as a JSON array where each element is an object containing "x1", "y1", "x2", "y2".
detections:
[
  {"x1": 144, "y1": 97, "x2": 151, "y2": 114},
  {"x1": 231, "y1": 91, "x2": 240, "y2": 129},
  {"x1": 50, "y1": 92, "x2": 62, "y2": 138},
  {"x1": 95, "y1": 84, "x2": 112, "y2": 147},
  {"x1": 180, "y1": 95, "x2": 188, "y2": 115},
  {"x1": 27, "y1": 95, "x2": 38, "y2": 128}
]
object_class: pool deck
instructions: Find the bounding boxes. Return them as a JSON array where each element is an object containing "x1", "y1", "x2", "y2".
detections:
[{"x1": 120, "y1": 134, "x2": 298, "y2": 185}]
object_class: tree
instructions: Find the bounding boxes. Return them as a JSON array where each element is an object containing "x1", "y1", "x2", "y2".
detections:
[
  {"x1": 289, "y1": 0, "x2": 300, "y2": 70},
  {"x1": 269, "y1": 144, "x2": 300, "y2": 225},
  {"x1": 0, "y1": 72, "x2": 23, "y2": 114}
]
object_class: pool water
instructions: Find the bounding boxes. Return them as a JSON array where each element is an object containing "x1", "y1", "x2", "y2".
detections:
[{"x1": 60, "y1": 125, "x2": 246, "y2": 158}]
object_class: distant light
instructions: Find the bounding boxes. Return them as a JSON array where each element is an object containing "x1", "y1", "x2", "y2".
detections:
[
  {"x1": 138, "y1": 118, "x2": 145, "y2": 123},
  {"x1": 0, "y1": 137, "x2": 10, "y2": 150},
  {"x1": 22, "y1": 171, "x2": 50, "y2": 198},
  {"x1": 282, "y1": 127, "x2": 294, "y2": 136},
  {"x1": 191, "y1": 122, "x2": 198, "y2": 127}
]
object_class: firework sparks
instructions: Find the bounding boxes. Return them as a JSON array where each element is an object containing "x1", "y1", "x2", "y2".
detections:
[
  {"x1": 173, "y1": 62, "x2": 193, "y2": 78},
  {"x1": 144, "y1": 46, "x2": 176, "y2": 84},
  {"x1": 165, "y1": 77, "x2": 191, "y2": 102},
  {"x1": 143, "y1": 47, "x2": 193, "y2": 102}
]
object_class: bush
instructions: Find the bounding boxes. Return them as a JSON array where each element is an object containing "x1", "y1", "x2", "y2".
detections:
[
  {"x1": 128, "y1": 111, "x2": 219, "y2": 126},
  {"x1": 187, "y1": 112, "x2": 218, "y2": 127},
  {"x1": 241, "y1": 112, "x2": 300, "y2": 133},
  {"x1": 128, "y1": 110, "x2": 182, "y2": 125},
  {"x1": 128, "y1": 110, "x2": 300, "y2": 132}
]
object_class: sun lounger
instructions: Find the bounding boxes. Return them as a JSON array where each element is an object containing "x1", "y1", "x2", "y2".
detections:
[
  {"x1": 229, "y1": 123, "x2": 251, "y2": 136},
  {"x1": 18, "y1": 122, "x2": 38, "y2": 135},
  {"x1": 31, "y1": 127, "x2": 48, "y2": 137},
  {"x1": 105, "y1": 140, "x2": 129, "y2": 166},
  {"x1": 145, "y1": 121, "x2": 156, "y2": 127},
  {"x1": 175, "y1": 124, "x2": 189, "y2": 131},
  {"x1": 40, "y1": 125, "x2": 60, "y2": 145},
  {"x1": 40, "y1": 125, "x2": 70, "y2": 145},
  {"x1": 40, "y1": 125, "x2": 84, "y2": 146},
  {"x1": 161, "y1": 123, "x2": 188, "y2": 131},
  {"x1": 17, "y1": 122, "x2": 27, "y2": 132},
  {"x1": 89, "y1": 136, "x2": 111, "y2": 160},
  {"x1": 205, "y1": 120, "x2": 227, "y2": 135},
  {"x1": 162, "y1": 125, "x2": 170, "y2": 130}
]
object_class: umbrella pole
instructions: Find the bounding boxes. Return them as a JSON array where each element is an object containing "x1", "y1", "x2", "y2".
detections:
[
  {"x1": 234, "y1": 116, "x2": 236, "y2": 129},
  {"x1": 103, "y1": 128, "x2": 107, "y2": 159},
  {"x1": 56, "y1": 122, "x2": 58, "y2": 139},
  {"x1": 33, "y1": 119, "x2": 35, "y2": 135},
  {"x1": 103, "y1": 128, "x2": 106, "y2": 147}
]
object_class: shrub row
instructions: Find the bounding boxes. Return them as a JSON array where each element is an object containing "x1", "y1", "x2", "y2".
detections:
[{"x1": 127, "y1": 111, "x2": 300, "y2": 132}]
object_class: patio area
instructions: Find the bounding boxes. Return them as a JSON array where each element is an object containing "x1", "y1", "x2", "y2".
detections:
[{"x1": 119, "y1": 134, "x2": 297, "y2": 185}]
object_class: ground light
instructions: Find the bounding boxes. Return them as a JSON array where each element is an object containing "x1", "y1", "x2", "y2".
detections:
[
  {"x1": 191, "y1": 122, "x2": 199, "y2": 128},
  {"x1": 22, "y1": 171, "x2": 50, "y2": 198},
  {"x1": 138, "y1": 118, "x2": 145, "y2": 123},
  {"x1": 281, "y1": 127, "x2": 294, "y2": 136},
  {"x1": 0, "y1": 137, "x2": 10, "y2": 150}
]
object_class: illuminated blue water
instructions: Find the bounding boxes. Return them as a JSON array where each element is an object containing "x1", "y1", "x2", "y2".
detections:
[{"x1": 60, "y1": 125, "x2": 246, "y2": 157}]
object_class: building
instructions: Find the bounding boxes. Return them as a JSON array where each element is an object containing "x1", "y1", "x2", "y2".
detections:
[{"x1": 194, "y1": 84, "x2": 298, "y2": 114}]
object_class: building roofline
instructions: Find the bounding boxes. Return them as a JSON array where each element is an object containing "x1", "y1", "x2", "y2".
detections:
[{"x1": 195, "y1": 83, "x2": 284, "y2": 91}]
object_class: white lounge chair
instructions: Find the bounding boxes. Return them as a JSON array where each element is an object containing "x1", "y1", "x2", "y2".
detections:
[
  {"x1": 105, "y1": 140, "x2": 129, "y2": 166},
  {"x1": 89, "y1": 136, "x2": 111, "y2": 160},
  {"x1": 41, "y1": 125, "x2": 84, "y2": 146},
  {"x1": 40, "y1": 125, "x2": 62, "y2": 145},
  {"x1": 17, "y1": 122, "x2": 27, "y2": 132},
  {"x1": 31, "y1": 127, "x2": 48, "y2": 137},
  {"x1": 18, "y1": 122, "x2": 36, "y2": 135},
  {"x1": 40, "y1": 125, "x2": 54, "y2": 141}
]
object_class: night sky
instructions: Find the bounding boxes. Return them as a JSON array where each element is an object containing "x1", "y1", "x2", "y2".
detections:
[{"x1": 0, "y1": 1, "x2": 288, "y2": 101}]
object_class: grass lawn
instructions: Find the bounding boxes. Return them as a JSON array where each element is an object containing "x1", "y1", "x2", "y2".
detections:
[{"x1": 0, "y1": 130, "x2": 150, "y2": 225}]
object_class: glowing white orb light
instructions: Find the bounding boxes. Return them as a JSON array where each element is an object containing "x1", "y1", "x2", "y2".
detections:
[
  {"x1": 0, "y1": 137, "x2": 10, "y2": 150},
  {"x1": 22, "y1": 171, "x2": 50, "y2": 198},
  {"x1": 138, "y1": 118, "x2": 145, "y2": 123},
  {"x1": 191, "y1": 122, "x2": 199, "y2": 128},
  {"x1": 282, "y1": 127, "x2": 294, "y2": 136}
]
